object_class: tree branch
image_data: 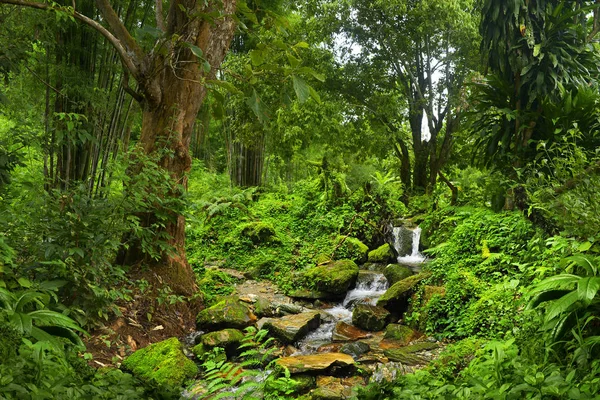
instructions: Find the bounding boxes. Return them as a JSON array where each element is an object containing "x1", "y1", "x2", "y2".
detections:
[
  {"x1": 94, "y1": 0, "x2": 144, "y2": 73},
  {"x1": 0, "y1": 0, "x2": 140, "y2": 77},
  {"x1": 155, "y1": 0, "x2": 165, "y2": 32},
  {"x1": 588, "y1": 0, "x2": 600, "y2": 42}
]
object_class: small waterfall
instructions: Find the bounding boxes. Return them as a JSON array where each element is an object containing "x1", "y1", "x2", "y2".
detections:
[
  {"x1": 295, "y1": 272, "x2": 389, "y2": 354},
  {"x1": 393, "y1": 225, "x2": 426, "y2": 266}
]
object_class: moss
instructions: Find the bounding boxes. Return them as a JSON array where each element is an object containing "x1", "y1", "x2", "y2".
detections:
[
  {"x1": 352, "y1": 304, "x2": 390, "y2": 331},
  {"x1": 333, "y1": 236, "x2": 369, "y2": 264},
  {"x1": 384, "y1": 324, "x2": 417, "y2": 343},
  {"x1": 302, "y1": 259, "x2": 359, "y2": 295},
  {"x1": 121, "y1": 337, "x2": 198, "y2": 390},
  {"x1": 200, "y1": 328, "x2": 245, "y2": 347},
  {"x1": 240, "y1": 221, "x2": 277, "y2": 244},
  {"x1": 384, "y1": 264, "x2": 413, "y2": 285},
  {"x1": 377, "y1": 272, "x2": 431, "y2": 309},
  {"x1": 196, "y1": 296, "x2": 256, "y2": 331},
  {"x1": 367, "y1": 243, "x2": 394, "y2": 263}
]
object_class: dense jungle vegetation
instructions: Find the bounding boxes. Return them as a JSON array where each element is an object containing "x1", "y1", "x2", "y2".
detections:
[{"x1": 1, "y1": 0, "x2": 600, "y2": 398}]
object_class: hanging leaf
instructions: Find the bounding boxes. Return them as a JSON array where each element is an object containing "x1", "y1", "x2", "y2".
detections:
[
  {"x1": 292, "y1": 76, "x2": 310, "y2": 104},
  {"x1": 246, "y1": 89, "x2": 269, "y2": 123}
]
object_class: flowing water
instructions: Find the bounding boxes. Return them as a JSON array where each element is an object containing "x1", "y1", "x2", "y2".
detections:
[{"x1": 394, "y1": 225, "x2": 426, "y2": 267}]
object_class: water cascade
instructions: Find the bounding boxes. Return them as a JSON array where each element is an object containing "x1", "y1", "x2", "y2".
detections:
[
  {"x1": 393, "y1": 225, "x2": 426, "y2": 268},
  {"x1": 296, "y1": 271, "x2": 389, "y2": 354}
]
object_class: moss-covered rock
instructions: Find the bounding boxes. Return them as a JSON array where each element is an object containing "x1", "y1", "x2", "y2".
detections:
[
  {"x1": 367, "y1": 243, "x2": 394, "y2": 263},
  {"x1": 192, "y1": 328, "x2": 245, "y2": 359},
  {"x1": 383, "y1": 264, "x2": 413, "y2": 285},
  {"x1": 121, "y1": 337, "x2": 198, "y2": 390},
  {"x1": 384, "y1": 324, "x2": 417, "y2": 344},
  {"x1": 333, "y1": 236, "x2": 369, "y2": 264},
  {"x1": 254, "y1": 296, "x2": 274, "y2": 318},
  {"x1": 302, "y1": 260, "x2": 359, "y2": 296},
  {"x1": 340, "y1": 341, "x2": 370, "y2": 359},
  {"x1": 377, "y1": 272, "x2": 431, "y2": 312},
  {"x1": 241, "y1": 221, "x2": 277, "y2": 244},
  {"x1": 352, "y1": 304, "x2": 390, "y2": 331},
  {"x1": 196, "y1": 296, "x2": 257, "y2": 331}
]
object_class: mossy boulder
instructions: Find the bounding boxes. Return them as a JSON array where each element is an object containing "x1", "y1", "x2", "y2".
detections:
[
  {"x1": 192, "y1": 329, "x2": 245, "y2": 359},
  {"x1": 367, "y1": 244, "x2": 394, "y2": 263},
  {"x1": 333, "y1": 236, "x2": 369, "y2": 264},
  {"x1": 196, "y1": 296, "x2": 257, "y2": 331},
  {"x1": 302, "y1": 260, "x2": 359, "y2": 296},
  {"x1": 340, "y1": 341, "x2": 370, "y2": 359},
  {"x1": 384, "y1": 324, "x2": 417, "y2": 344},
  {"x1": 377, "y1": 272, "x2": 430, "y2": 312},
  {"x1": 121, "y1": 337, "x2": 198, "y2": 390},
  {"x1": 383, "y1": 264, "x2": 413, "y2": 285},
  {"x1": 241, "y1": 221, "x2": 277, "y2": 244},
  {"x1": 352, "y1": 304, "x2": 390, "y2": 331}
]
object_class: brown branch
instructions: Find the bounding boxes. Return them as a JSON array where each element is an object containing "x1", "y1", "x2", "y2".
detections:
[
  {"x1": 438, "y1": 171, "x2": 458, "y2": 206},
  {"x1": 0, "y1": 0, "x2": 140, "y2": 77},
  {"x1": 93, "y1": 0, "x2": 144, "y2": 73},
  {"x1": 122, "y1": 70, "x2": 144, "y2": 102}
]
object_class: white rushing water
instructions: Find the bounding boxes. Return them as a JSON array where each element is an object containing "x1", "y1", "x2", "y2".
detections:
[
  {"x1": 394, "y1": 225, "x2": 426, "y2": 265},
  {"x1": 295, "y1": 272, "x2": 389, "y2": 354}
]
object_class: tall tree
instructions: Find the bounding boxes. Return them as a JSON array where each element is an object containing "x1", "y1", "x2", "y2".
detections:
[
  {"x1": 308, "y1": 0, "x2": 479, "y2": 192},
  {"x1": 0, "y1": 0, "x2": 239, "y2": 295}
]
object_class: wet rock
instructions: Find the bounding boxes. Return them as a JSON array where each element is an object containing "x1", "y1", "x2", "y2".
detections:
[
  {"x1": 332, "y1": 321, "x2": 371, "y2": 342},
  {"x1": 383, "y1": 348, "x2": 426, "y2": 365},
  {"x1": 122, "y1": 337, "x2": 198, "y2": 391},
  {"x1": 263, "y1": 311, "x2": 321, "y2": 343},
  {"x1": 383, "y1": 264, "x2": 413, "y2": 285},
  {"x1": 288, "y1": 289, "x2": 332, "y2": 300},
  {"x1": 340, "y1": 342, "x2": 370, "y2": 359},
  {"x1": 196, "y1": 296, "x2": 257, "y2": 331},
  {"x1": 301, "y1": 260, "x2": 360, "y2": 297},
  {"x1": 367, "y1": 243, "x2": 395, "y2": 264},
  {"x1": 312, "y1": 376, "x2": 362, "y2": 400},
  {"x1": 362, "y1": 263, "x2": 387, "y2": 272},
  {"x1": 192, "y1": 328, "x2": 245, "y2": 359},
  {"x1": 275, "y1": 302, "x2": 306, "y2": 315},
  {"x1": 377, "y1": 272, "x2": 431, "y2": 311},
  {"x1": 383, "y1": 342, "x2": 440, "y2": 365},
  {"x1": 275, "y1": 353, "x2": 355, "y2": 374},
  {"x1": 352, "y1": 304, "x2": 390, "y2": 331},
  {"x1": 384, "y1": 324, "x2": 417, "y2": 344},
  {"x1": 394, "y1": 226, "x2": 415, "y2": 257},
  {"x1": 254, "y1": 296, "x2": 274, "y2": 317},
  {"x1": 317, "y1": 343, "x2": 343, "y2": 353}
]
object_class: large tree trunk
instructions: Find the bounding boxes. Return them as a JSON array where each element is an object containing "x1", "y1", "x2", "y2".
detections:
[{"x1": 119, "y1": 0, "x2": 238, "y2": 296}]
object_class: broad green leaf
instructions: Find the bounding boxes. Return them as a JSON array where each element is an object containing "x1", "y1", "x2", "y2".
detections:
[
  {"x1": 292, "y1": 76, "x2": 310, "y2": 104},
  {"x1": 17, "y1": 277, "x2": 32, "y2": 288},
  {"x1": 188, "y1": 44, "x2": 204, "y2": 59},
  {"x1": 577, "y1": 277, "x2": 600, "y2": 304},
  {"x1": 545, "y1": 290, "x2": 579, "y2": 322},
  {"x1": 578, "y1": 242, "x2": 592, "y2": 252},
  {"x1": 249, "y1": 50, "x2": 264, "y2": 66}
]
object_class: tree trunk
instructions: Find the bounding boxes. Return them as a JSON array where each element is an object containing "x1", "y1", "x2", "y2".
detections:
[{"x1": 119, "y1": 0, "x2": 238, "y2": 296}]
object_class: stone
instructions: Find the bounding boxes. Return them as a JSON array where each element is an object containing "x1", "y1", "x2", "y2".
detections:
[
  {"x1": 367, "y1": 243, "x2": 395, "y2": 263},
  {"x1": 352, "y1": 304, "x2": 390, "y2": 331},
  {"x1": 275, "y1": 302, "x2": 306, "y2": 315},
  {"x1": 384, "y1": 324, "x2": 417, "y2": 344},
  {"x1": 263, "y1": 311, "x2": 321, "y2": 343},
  {"x1": 302, "y1": 260, "x2": 359, "y2": 296},
  {"x1": 192, "y1": 328, "x2": 245, "y2": 359},
  {"x1": 394, "y1": 226, "x2": 415, "y2": 257},
  {"x1": 332, "y1": 321, "x2": 371, "y2": 342},
  {"x1": 288, "y1": 289, "x2": 332, "y2": 300},
  {"x1": 121, "y1": 337, "x2": 198, "y2": 390},
  {"x1": 254, "y1": 296, "x2": 274, "y2": 318},
  {"x1": 340, "y1": 342, "x2": 370, "y2": 359},
  {"x1": 377, "y1": 272, "x2": 431, "y2": 310},
  {"x1": 333, "y1": 236, "x2": 369, "y2": 264},
  {"x1": 383, "y1": 264, "x2": 414, "y2": 285},
  {"x1": 383, "y1": 342, "x2": 440, "y2": 365},
  {"x1": 312, "y1": 377, "x2": 361, "y2": 400},
  {"x1": 275, "y1": 353, "x2": 355, "y2": 374},
  {"x1": 196, "y1": 296, "x2": 257, "y2": 331}
]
